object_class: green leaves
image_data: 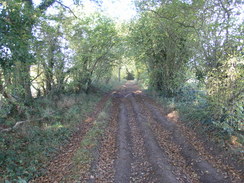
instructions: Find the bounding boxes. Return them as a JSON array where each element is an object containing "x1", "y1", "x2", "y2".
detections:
[
  {"x1": 129, "y1": 2, "x2": 192, "y2": 96},
  {"x1": 206, "y1": 56, "x2": 244, "y2": 131},
  {"x1": 130, "y1": 0, "x2": 243, "y2": 139},
  {"x1": 64, "y1": 12, "x2": 119, "y2": 92}
]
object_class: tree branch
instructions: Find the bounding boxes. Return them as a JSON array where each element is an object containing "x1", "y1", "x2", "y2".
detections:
[
  {"x1": 38, "y1": 0, "x2": 56, "y2": 11},
  {"x1": 30, "y1": 71, "x2": 43, "y2": 82},
  {"x1": 56, "y1": 1, "x2": 78, "y2": 18},
  {"x1": 22, "y1": 0, "x2": 33, "y2": 6},
  {"x1": 0, "y1": 112, "x2": 55, "y2": 133}
]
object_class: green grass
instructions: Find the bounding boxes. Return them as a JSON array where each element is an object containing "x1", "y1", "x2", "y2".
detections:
[
  {"x1": 62, "y1": 100, "x2": 111, "y2": 182},
  {"x1": 0, "y1": 93, "x2": 102, "y2": 182}
]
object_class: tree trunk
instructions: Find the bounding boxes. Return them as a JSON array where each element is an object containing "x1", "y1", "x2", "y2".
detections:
[
  {"x1": 118, "y1": 66, "x2": 121, "y2": 82},
  {"x1": 23, "y1": 63, "x2": 33, "y2": 102},
  {"x1": 14, "y1": 62, "x2": 33, "y2": 103}
]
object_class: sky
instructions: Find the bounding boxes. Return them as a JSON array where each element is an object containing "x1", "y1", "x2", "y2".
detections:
[
  {"x1": 33, "y1": 0, "x2": 137, "y2": 22},
  {"x1": 101, "y1": 0, "x2": 136, "y2": 21}
]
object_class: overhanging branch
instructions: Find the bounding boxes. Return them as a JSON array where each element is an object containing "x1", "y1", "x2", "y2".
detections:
[
  {"x1": 56, "y1": 1, "x2": 78, "y2": 19},
  {"x1": 38, "y1": 0, "x2": 56, "y2": 11}
]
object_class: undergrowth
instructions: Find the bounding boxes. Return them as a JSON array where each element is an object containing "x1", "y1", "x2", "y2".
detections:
[{"x1": 0, "y1": 92, "x2": 102, "y2": 182}]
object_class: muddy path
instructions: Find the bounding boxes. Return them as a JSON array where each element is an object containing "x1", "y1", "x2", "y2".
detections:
[{"x1": 33, "y1": 82, "x2": 243, "y2": 183}]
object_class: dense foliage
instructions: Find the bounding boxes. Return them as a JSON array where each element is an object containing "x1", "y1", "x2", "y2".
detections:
[
  {"x1": 63, "y1": 12, "x2": 119, "y2": 92},
  {"x1": 129, "y1": 0, "x2": 243, "y2": 134},
  {"x1": 0, "y1": 0, "x2": 120, "y2": 117}
]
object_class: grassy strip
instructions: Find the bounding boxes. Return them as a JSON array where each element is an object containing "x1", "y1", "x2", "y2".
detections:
[
  {"x1": 62, "y1": 99, "x2": 111, "y2": 182},
  {"x1": 0, "y1": 93, "x2": 102, "y2": 182}
]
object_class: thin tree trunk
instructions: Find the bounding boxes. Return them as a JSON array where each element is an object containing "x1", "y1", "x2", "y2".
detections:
[
  {"x1": 23, "y1": 63, "x2": 33, "y2": 102},
  {"x1": 118, "y1": 66, "x2": 121, "y2": 82}
]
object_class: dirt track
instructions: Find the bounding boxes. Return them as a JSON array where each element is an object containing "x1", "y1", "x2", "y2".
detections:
[{"x1": 33, "y1": 82, "x2": 243, "y2": 183}]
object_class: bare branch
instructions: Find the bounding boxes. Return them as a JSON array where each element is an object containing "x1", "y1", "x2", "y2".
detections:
[
  {"x1": 0, "y1": 112, "x2": 55, "y2": 133},
  {"x1": 30, "y1": 71, "x2": 44, "y2": 82},
  {"x1": 56, "y1": 1, "x2": 78, "y2": 19},
  {"x1": 38, "y1": 0, "x2": 56, "y2": 11},
  {"x1": 1, "y1": 118, "x2": 43, "y2": 133}
]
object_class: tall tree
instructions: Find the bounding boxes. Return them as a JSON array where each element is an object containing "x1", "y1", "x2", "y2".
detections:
[
  {"x1": 0, "y1": 0, "x2": 57, "y2": 104},
  {"x1": 64, "y1": 12, "x2": 119, "y2": 93},
  {"x1": 130, "y1": 0, "x2": 194, "y2": 96}
]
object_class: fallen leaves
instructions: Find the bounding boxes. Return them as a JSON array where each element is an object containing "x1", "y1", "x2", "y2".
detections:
[
  {"x1": 84, "y1": 117, "x2": 93, "y2": 123},
  {"x1": 31, "y1": 94, "x2": 110, "y2": 183},
  {"x1": 94, "y1": 99, "x2": 119, "y2": 183}
]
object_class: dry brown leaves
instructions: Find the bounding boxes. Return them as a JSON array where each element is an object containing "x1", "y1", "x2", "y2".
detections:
[
  {"x1": 31, "y1": 94, "x2": 110, "y2": 183},
  {"x1": 143, "y1": 94, "x2": 243, "y2": 182},
  {"x1": 94, "y1": 99, "x2": 119, "y2": 183},
  {"x1": 125, "y1": 99, "x2": 158, "y2": 183}
]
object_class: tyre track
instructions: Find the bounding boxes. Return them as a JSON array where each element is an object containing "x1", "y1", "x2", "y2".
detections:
[
  {"x1": 114, "y1": 101, "x2": 132, "y2": 183},
  {"x1": 135, "y1": 95, "x2": 200, "y2": 183},
  {"x1": 124, "y1": 97, "x2": 158, "y2": 183},
  {"x1": 142, "y1": 95, "x2": 243, "y2": 182},
  {"x1": 143, "y1": 97, "x2": 228, "y2": 183},
  {"x1": 129, "y1": 95, "x2": 180, "y2": 183}
]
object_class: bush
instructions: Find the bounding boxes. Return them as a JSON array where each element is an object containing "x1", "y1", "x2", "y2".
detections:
[
  {"x1": 125, "y1": 71, "x2": 135, "y2": 80},
  {"x1": 152, "y1": 79, "x2": 243, "y2": 153}
]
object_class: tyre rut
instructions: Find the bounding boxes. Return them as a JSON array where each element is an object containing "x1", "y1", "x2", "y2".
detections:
[
  {"x1": 140, "y1": 96, "x2": 229, "y2": 183},
  {"x1": 114, "y1": 101, "x2": 133, "y2": 183},
  {"x1": 124, "y1": 98, "x2": 158, "y2": 183},
  {"x1": 134, "y1": 95, "x2": 199, "y2": 183},
  {"x1": 129, "y1": 95, "x2": 180, "y2": 183}
]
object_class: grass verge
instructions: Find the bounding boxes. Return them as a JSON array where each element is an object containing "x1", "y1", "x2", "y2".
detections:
[
  {"x1": 61, "y1": 99, "x2": 111, "y2": 182},
  {"x1": 0, "y1": 92, "x2": 102, "y2": 182}
]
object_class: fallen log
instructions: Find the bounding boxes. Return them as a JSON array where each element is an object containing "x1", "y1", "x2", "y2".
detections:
[{"x1": 0, "y1": 112, "x2": 55, "y2": 133}]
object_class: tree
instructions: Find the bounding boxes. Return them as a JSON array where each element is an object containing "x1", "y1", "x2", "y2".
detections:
[
  {"x1": 129, "y1": 1, "x2": 193, "y2": 96},
  {"x1": 131, "y1": 0, "x2": 244, "y2": 131},
  {"x1": 63, "y1": 12, "x2": 119, "y2": 93},
  {"x1": 0, "y1": 0, "x2": 57, "y2": 106},
  {"x1": 34, "y1": 17, "x2": 67, "y2": 95}
]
